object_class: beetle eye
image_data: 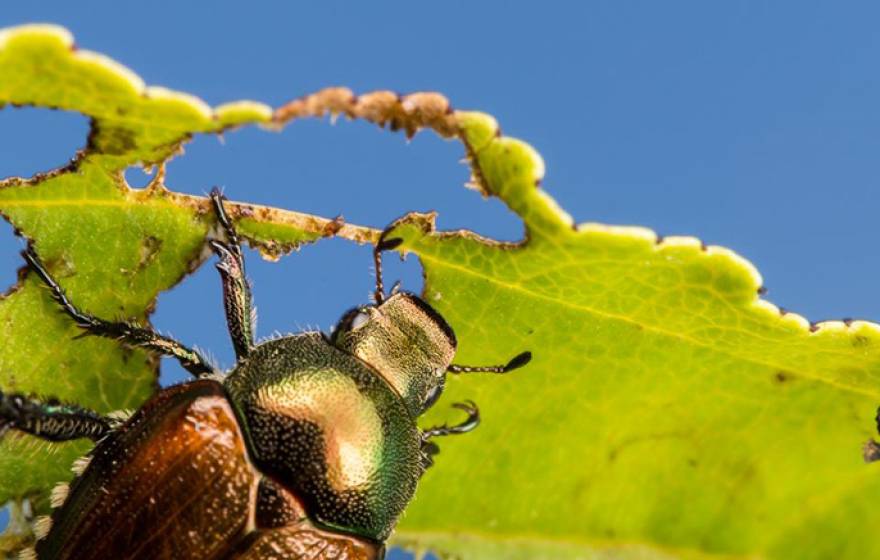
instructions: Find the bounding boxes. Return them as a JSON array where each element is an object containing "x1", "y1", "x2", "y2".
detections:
[
  {"x1": 421, "y1": 382, "x2": 444, "y2": 412},
  {"x1": 350, "y1": 311, "x2": 370, "y2": 330},
  {"x1": 331, "y1": 307, "x2": 374, "y2": 343}
]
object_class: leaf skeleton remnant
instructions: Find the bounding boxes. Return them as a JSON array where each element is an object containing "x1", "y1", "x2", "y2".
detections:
[{"x1": 3, "y1": 22, "x2": 880, "y2": 560}]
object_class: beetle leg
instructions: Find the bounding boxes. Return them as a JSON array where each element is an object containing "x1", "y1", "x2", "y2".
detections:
[
  {"x1": 209, "y1": 188, "x2": 255, "y2": 359},
  {"x1": 420, "y1": 439, "x2": 440, "y2": 470},
  {"x1": 0, "y1": 390, "x2": 111, "y2": 442},
  {"x1": 372, "y1": 233, "x2": 403, "y2": 305},
  {"x1": 423, "y1": 400, "x2": 481, "y2": 438},
  {"x1": 422, "y1": 400, "x2": 480, "y2": 439},
  {"x1": 22, "y1": 246, "x2": 215, "y2": 378},
  {"x1": 420, "y1": 401, "x2": 480, "y2": 469}
]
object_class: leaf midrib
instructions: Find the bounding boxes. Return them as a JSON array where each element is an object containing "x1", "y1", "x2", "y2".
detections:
[{"x1": 417, "y1": 249, "x2": 880, "y2": 399}]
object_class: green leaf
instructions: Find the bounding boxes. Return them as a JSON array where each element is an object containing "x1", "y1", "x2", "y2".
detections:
[
  {"x1": 389, "y1": 116, "x2": 880, "y2": 559},
  {"x1": 3, "y1": 23, "x2": 880, "y2": 560},
  {"x1": 0, "y1": 24, "x2": 369, "y2": 510}
]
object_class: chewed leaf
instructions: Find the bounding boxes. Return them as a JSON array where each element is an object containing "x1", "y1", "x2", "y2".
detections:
[
  {"x1": 0, "y1": 25, "x2": 371, "y2": 508},
  {"x1": 386, "y1": 104, "x2": 880, "y2": 559},
  {"x1": 2, "y1": 23, "x2": 880, "y2": 560}
]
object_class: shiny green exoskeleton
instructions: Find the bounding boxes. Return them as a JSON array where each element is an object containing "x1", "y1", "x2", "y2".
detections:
[{"x1": 0, "y1": 190, "x2": 530, "y2": 560}]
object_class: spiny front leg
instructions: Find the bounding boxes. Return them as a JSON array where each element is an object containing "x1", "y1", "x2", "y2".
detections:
[
  {"x1": 420, "y1": 401, "x2": 480, "y2": 470},
  {"x1": 23, "y1": 246, "x2": 215, "y2": 378},
  {"x1": 0, "y1": 391, "x2": 110, "y2": 442},
  {"x1": 209, "y1": 188, "x2": 256, "y2": 359}
]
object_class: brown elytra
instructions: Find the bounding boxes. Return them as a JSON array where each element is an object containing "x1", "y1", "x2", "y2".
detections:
[{"x1": 35, "y1": 380, "x2": 382, "y2": 560}]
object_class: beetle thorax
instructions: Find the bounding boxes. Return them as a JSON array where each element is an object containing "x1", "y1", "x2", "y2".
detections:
[
  {"x1": 223, "y1": 334, "x2": 424, "y2": 540},
  {"x1": 332, "y1": 293, "x2": 457, "y2": 417}
]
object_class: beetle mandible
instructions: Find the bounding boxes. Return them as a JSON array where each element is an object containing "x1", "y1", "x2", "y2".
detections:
[{"x1": 0, "y1": 189, "x2": 531, "y2": 560}]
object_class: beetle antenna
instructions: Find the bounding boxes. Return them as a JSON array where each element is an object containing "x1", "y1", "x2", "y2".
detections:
[
  {"x1": 448, "y1": 351, "x2": 532, "y2": 374},
  {"x1": 373, "y1": 236, "x2": 403, "y2": 304}
]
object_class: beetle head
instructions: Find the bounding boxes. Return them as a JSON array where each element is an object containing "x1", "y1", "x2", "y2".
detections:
[
  {"x1": 331, "y1": 292, "x2": 456, "y2": 418},
  {"x1": 331, "y1": 233, "x2": 531, "y2": 417}
]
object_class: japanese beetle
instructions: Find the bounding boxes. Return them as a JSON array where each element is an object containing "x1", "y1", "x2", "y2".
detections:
[{"x1": 1, "y1": 190, "x2": 531, "y2": 560}]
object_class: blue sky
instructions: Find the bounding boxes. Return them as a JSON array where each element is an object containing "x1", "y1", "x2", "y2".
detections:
[{"x1": 1, "y1": 3, "x2": 879, "y2": 556}]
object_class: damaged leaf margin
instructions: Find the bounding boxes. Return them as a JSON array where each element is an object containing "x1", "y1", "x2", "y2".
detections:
[
  {"x1": 0, "y1": 23, "x2": 378, "y2": 516},
  {"x1": 272, "y1": 45, "x2": 880, "y2": 560},
  {"x1": 2, "y1": 23, "x2": 880, "y2": 560}
]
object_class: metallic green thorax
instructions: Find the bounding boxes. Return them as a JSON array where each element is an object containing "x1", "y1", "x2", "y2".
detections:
[
  {"x1": 223, "y1": 333, "x2": 424, "y2": 541},
  {"x1": 223, "y1": 292, "x2": 458, "y2": 541}
]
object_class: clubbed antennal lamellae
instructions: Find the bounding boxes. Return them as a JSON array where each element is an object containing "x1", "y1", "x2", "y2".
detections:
[{"x1": 447, "y1": 351, "x2": 532, "y2": 375}]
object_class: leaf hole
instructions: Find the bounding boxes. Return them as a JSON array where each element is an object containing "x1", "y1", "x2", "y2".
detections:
[
  {"x1": 0, "y1": 107, "x2": 89, "y2": 297},
  {"x1": 0, "y1": 107, "x2": 89, "y2": 180},
  {"x1": 124, "y1": 166, "x2": 158, "y2": 189},
  {"x1": 0, "y1": 498, "x2": 35, "y2": 550},
  {"x1": 0, "y1": 219, "x2": 21, "y2": 297},
  {"x1": 152, "y1": 237, "x2": 424, "y2": 386},
  {"x1": 161, "y1": 120, "x2": 525, "y2": 242}
]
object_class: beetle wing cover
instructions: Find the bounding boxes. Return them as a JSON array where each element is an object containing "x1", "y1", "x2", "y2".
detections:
[
  {"x1": 234, "y1": 526, "x2": 382, "y2": 560},
  {"x1": 37, "y1": 380, "x2": 258, "y2": 560}
]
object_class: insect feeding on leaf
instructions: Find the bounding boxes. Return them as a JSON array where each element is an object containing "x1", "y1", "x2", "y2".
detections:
[{"x1": 0, "y1": 189, "x2": 531, "y2": 560}]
